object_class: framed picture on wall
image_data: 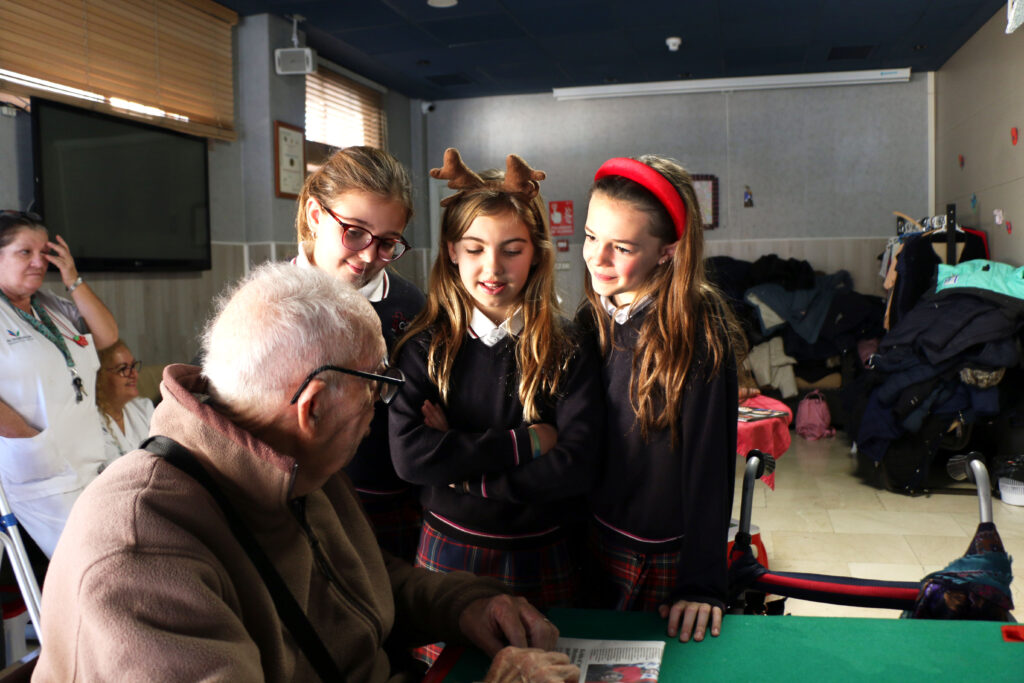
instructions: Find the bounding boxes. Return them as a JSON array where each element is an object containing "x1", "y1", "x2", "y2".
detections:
[
  {"x1": 692, "y1": 174, "x2": 719, "y2": 229},
  {"x1": 274, "y1": 120, "x2": 305, "y2": 199}
]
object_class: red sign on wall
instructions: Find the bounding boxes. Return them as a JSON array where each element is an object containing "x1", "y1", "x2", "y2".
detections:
[
  {"x1": 556, "y1": 239, "x2": 569, "y2": 252},
  {"x1": 549, "y1": 200, "x2": 574, "y2": 236}
]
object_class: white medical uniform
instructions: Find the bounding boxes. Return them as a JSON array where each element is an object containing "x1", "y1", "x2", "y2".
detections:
[
  {"x1": 100, "y1": 397, "x2": 155, "y2": 463},
  {"x1": 0, "y1": 289, "x2": 106, "y2": 557}
]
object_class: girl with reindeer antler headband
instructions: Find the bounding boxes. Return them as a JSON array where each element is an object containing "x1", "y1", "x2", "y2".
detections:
[
  {"x1": 390, "y1": 149, "x2": 604, "y2": 656},
  {"x1": 578, "y1": 155, "x2": 745, "y2": 643}
]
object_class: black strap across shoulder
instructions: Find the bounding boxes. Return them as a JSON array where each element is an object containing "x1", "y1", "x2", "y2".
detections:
[{"x1": 141, "y1": 435, "x2": 342, "y2": 681}]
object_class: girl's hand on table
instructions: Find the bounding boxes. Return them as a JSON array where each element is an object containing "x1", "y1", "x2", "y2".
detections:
[{"x1": 659, "y1": 600, "x2": 722, "y2": 642}]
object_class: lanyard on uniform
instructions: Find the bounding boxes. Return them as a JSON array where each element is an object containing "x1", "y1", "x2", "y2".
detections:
[{"x1": 1, "y1": 292, "x2": 86, "y2": 402}]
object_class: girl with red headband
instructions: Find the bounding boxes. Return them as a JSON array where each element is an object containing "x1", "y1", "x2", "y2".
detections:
[
  {"x1": 390, "y1": 149, "x2": 604, "y2": 662},
  {"x1": 579, "y1": 154, "x2": 745, "y2": 642}
]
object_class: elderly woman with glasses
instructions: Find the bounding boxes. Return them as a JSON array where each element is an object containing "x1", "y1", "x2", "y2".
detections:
[
  {"x1": 96, "y1": 340, "x2": 154, "y2": 463},
  {"x1": 0, "y1": 209, "x2": 118, "y2": 557},
  {"x1": 292, "y1": 146, "x2": 426, "y2": 562}
]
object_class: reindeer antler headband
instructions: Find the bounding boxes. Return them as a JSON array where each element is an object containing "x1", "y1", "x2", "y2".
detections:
[{"x1": 430, "y1": 147, "x2": 546, "y2": 207}]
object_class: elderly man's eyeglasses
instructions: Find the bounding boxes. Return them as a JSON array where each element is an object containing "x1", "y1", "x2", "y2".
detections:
[
  {"x1": 289, "y1": 363, "x2": 405, "y2": 406},
  {"x1": 104, "y1": 360, "x2": 142, "y2": 377},
  {"x1": 317, "y1": 202, "x2": 410, "y2": 262}
]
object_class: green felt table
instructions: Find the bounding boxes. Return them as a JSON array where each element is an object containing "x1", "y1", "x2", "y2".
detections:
[{"x1": 430, "y1": 607, "x2": 1023, "y2": 682}]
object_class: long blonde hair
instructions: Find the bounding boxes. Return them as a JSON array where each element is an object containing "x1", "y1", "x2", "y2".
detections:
[
  {"x1": 583, "y1": 154, "x2": 745, "y2": 442},
  {"x1": 396, "y1": 181, "x2": 570, "y2": 422}
]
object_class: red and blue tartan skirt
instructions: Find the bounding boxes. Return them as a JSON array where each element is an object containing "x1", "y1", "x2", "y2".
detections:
[
  {"x1": 413, "y1": 518, "x2": 580, "y2": 665},
  {"x1": 587, "y1": 524, "x2": 682, "y2": 612},
  {"x1": 415, "y1": 519, "x2": 579, "y2": 608}
]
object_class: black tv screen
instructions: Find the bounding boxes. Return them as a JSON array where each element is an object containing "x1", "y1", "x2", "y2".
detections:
[{"x1": 31, "y1": 97, "x2": 210, "y2": 272}]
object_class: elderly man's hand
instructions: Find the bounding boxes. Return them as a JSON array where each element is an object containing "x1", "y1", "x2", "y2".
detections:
[
  {"x1": 459, "y1": 594, "x2": 559, "y2": 657},
  {"x1": 484, "y1": 647, "x2": 579, "y2": 683}
]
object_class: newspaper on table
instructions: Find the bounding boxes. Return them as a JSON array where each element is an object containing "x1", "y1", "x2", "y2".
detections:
[
  {"x1": 737, "y1": 405, "x2": 790, "y2": 422},
  {"x1": 555, "y1": 637, "x2": 665, "y2": 682}
]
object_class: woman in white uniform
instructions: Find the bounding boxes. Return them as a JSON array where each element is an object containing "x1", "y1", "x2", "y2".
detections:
[
  {"x1": 0, "y1": 210, "x2": 118, "y2": 557},
  {"x1": 96, "y1": 340, "x2": 154, "y2": 463}
]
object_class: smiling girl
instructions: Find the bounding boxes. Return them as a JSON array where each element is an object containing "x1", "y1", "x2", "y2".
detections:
[
  {"x1": 390, "y1": 149, "x2": 603, "y2": 624},
  {"x1": 579, "y1": 155, "x2": 744, "y2": 643},
  {"x1": 294, "y1": 146, "x2": 425, "y2": 561}
]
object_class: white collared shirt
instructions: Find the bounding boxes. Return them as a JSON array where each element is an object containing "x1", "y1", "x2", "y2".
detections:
[
  {"x1": 467, "y1": 307, "x2": 524, "y2": 347},
  {"x1": 293, "y1": 244, "x2": 389, "y2": 303},
  {"x1": 358, "y1": 269, "x2": 388, "y2": 303},
  {"x1": 600, "y1": 295, "x2": 653, "y2": 325}
]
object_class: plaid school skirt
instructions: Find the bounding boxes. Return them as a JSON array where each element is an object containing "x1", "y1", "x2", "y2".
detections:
[
  {"x1": 413, "y1": 518, "x2": 580, "y2": 666},
  {"x1": 358, "y1": 491, "x2": 422, "y2": 564},
  {"x1": 416, "y1": 519, "x2": 579, "y2": 608},
  {"x1": 587, "y1": 524, "x2": 683, "y2": 612}
]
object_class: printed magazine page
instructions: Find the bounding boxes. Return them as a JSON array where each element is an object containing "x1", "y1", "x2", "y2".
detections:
[{"x1": 555, "y1": 637, "x2": 665, "y2": 682}]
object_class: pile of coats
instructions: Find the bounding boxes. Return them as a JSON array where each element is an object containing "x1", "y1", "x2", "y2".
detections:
[
  {"x1": 849, "y1": 260, "x2": 1024, "y2": 493},
  {"x1": 707, "y1": 255, "x2": 885, "y2": 404}
]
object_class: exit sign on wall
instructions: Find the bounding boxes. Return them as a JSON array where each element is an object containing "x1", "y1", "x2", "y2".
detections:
[{"x1": 549, "y1": 201, "x2": 574, "y2": 236}]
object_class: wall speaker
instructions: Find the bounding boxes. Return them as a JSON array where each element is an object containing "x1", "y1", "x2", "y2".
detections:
[{"x1": 275, "y1": 47, "x2": 317, "y2": 76}]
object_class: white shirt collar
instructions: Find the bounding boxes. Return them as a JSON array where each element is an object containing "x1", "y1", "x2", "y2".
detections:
[
  {"x1": 293, "y1": 243, "x2": 388, "y2": 303},
  {"x1": 358, "y1": 269, "x2": 388, "y2": 303},
  {"x1": 601, "y1": 295, "x2": 653, "y2": 325},
  {"x1": 468, "y1": 307, "x2": 524, "y2": 347}
]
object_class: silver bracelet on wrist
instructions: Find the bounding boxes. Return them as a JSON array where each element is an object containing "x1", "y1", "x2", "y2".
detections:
[{"x1": 66, "y1": 276, "x2": 84, "y2": 293}]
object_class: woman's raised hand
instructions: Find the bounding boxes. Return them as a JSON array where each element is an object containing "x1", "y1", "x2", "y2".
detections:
[{"x1": 45, "y1": 235, "x2": 79, "y2": 288}]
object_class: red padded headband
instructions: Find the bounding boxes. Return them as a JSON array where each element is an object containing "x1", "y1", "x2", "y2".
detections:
[{"x1": 594, "y1": 158, "x2": 687, "y2": 239}]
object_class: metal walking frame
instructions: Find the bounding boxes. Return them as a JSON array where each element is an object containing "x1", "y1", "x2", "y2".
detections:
[
  {"x1": 728, "y1": 449, "x2": 1011, "y2": 615},
  {"x1": 0, "y1": 483, "x2": 42, "y2": 643}
]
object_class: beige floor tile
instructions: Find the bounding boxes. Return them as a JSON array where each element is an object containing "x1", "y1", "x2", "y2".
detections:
[
  {"x1": 766, "y1": 484, "x2": 884, "y2": 511},
  {"x1": 771, "y1": 531, "x2": 918, "y2": 564},
  {"x1": 828, "y1": 509, "x2": 965, "y2": 536},
  {"x1": 767, "y1": 559, "x2": 850, "y2": 575},
  {"x1": 904, "y1": 535, "x2": 975, "y2": 565},
  {"x1": 876, "y1": 488, "x2": 981, "y2": 514},
  {"x1": 745, "y1": 506, "x2": 834, "y2": 534},
  {"x1": 950, "y1": 511, "x2": 1024, "y2": 538},
  {"x1": 847, "y1": 562, "x2": 926, "y2": 581}
]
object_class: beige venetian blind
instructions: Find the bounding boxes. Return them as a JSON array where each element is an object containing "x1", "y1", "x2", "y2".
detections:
[
  {"x1": 305, "y1": 66, "x2": 386, "y2": 151},
  {"x1": 0, "y1": 0, "x2": 237, "y2": 140}
]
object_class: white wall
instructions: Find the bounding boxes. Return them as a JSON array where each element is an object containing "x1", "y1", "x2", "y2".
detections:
[
  {"x1": 424, "y1": 77, "x2": 930, "y2": 306},
  {"x1": 935, "y1": 10, "x2": 1024, "y2": 264}
]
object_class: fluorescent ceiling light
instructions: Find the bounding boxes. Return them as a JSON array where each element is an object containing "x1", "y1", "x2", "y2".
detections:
[{"x1": 552, "y1": 68, "x2": 912, "y2": 101}]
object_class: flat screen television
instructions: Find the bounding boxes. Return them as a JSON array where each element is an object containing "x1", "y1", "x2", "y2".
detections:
[{"x1": 31, "y1": 97, "x2": 210, "y2": 272}]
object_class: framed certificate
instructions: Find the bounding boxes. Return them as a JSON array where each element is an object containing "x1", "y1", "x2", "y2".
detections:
[{"x1": 274, "y1": 120, "x2": 305, "y2": 199}]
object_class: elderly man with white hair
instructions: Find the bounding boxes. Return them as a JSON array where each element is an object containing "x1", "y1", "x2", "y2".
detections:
[{"x1": 34, "y1": 263, "x2": 578, "y2": 683}]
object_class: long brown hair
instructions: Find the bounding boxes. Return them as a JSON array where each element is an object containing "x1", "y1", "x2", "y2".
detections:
[
  {"x1": 583, "y1": 154, "x2": 746, "y2": 442},
  {"x1": 294, "y1": 146, "x2": 413, "y2": 248},
  {"x1": 396, "y1": 168, "x2": 570, "y2": 422}
]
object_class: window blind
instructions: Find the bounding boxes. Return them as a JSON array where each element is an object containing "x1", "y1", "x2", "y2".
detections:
[
  {"x1": 0, "y1": 0, "x2": 237, "y2": 140},
  {"x1": 305, "y1": 66, "x2": 386, "y2": 151}
]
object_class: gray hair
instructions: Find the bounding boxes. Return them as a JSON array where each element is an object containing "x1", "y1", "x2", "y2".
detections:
[{"x1": 201, "y1": 262, "x2": 382, "y2": 418}]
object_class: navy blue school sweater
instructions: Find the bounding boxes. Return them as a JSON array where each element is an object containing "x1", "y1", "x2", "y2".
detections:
[
  {"x1": 344, "y1": 271, "x2": 425, "y2": 494},
  {"x1": 388, "y1": 322, "x2": 604, "y2": 548},
  {"x1": 581, "y1": 304, "x2": 738, "y2": 608}
]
